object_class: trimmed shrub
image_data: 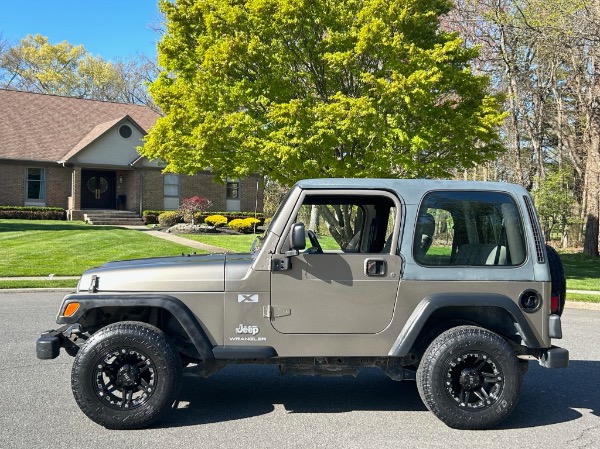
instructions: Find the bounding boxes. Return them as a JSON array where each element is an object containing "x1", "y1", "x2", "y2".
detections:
[
  {"x1": 204, "y1": 214, "x2": 228, "y2": 227},
  {"x1": 228, "y1": 217, "x2": 261, "y2": 233},
  {"x1": 0, "y1": 206, "x2": 66, "y2": 220},
  {"x1": 143, "y1": 213, "x2": 158, "y2": 225},
  {"x1": 158, "y1": 211, "x2": 182, "y2": 227},
  {"x1": 179, "y1": 196, "x2": 213, "y2": 224},
  {"x1": 143, "y1": 210, "x2": 264, "y2": 224}
]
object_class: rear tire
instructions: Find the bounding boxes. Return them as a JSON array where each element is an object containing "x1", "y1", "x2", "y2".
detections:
[
  {"x1": 417, "y1": 326, "x2": 521, "y2": 430},
  {"x1": 71, "y1": 321, "x2": 182, "y2": 429}
]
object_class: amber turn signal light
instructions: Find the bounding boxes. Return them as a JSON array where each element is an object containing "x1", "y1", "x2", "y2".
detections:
[{"x1": 63, "y1": 302, "x2": 80, "y2": 317}]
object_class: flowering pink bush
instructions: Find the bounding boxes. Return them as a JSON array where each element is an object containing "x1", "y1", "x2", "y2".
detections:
[{"x1": 179, "y1": 196, "x2": 212, "y2": 225}]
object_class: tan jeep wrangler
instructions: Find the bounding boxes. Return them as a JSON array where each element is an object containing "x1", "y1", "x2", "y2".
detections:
[{"x1": 37, "y1": 178, "x2": 568, "y2": 430}]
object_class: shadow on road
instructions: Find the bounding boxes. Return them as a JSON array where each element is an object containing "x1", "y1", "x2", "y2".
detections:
[
  {"x1": 499, "y1": 360, "x2": 599, "y2": 429},
  {"x1": 159, "y1": 365, "x2": 424, "y2": 428},
  {"x1": 157, "y1": 360, "x2": 598, "y2": 429}
]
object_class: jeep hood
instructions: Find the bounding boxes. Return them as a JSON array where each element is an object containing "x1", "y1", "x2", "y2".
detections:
[{"x1": 77, "y1": 254, "x2": 251, "y2": 293}]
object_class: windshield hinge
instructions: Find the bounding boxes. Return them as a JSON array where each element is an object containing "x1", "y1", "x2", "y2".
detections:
[
  {"x1": 88, "y1": 275, "x2": 98, "y2": 293},
  {"x1": 271, "y1": 257, "x2": 291, "y2": 271}
]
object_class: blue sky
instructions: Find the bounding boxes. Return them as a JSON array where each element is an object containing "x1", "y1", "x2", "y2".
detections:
[{"x1": 1, "y1": 0, "x2": 162, "y2": 61}]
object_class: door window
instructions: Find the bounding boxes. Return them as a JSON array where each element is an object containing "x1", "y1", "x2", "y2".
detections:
[
  {"x1": 289, "y1": 194, "x2": 398, "y2": 254},
  {"x1": 86, "y1": 176, "x2": 109, "y2": 197}
]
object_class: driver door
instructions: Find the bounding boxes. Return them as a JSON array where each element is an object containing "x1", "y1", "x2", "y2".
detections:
[{"x1": 269, "y1": 192, "x2": 402, "y2": 334}]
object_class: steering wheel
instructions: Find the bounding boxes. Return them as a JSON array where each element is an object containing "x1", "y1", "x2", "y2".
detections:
[{"x1": 307, "y1": 230, "x2": 323, "y2": 254}]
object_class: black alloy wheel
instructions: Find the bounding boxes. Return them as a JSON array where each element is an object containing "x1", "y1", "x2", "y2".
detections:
[
  {"x1": 92, "y1": 346, "x2": 157, "y2": 410},
  {"x1": 443, "y1": 351, "x2": 504, "y2": 410}
]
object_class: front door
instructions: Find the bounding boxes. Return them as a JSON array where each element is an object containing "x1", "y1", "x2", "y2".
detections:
[
  {"x1": 81, "y1": 170, "x2": 116, "y2": 209},
  {"x1": 269, "y1": 191, "x2": 402, "y2": 334},
  {"x1": 270, "y1": 252, "x2": 401, "y2": 334}
]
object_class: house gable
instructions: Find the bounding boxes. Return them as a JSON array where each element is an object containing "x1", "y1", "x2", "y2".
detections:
[
  {"x1": 62, "y1": 117, "x2": 146, "y2": 167},
  {"x1": 0, "y1": 89, "x2": 160, "y2": 163}
]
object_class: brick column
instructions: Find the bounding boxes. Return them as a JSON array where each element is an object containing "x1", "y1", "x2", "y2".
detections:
[{"x1": 71, "y1": 166, "x2": 82, "y2": 210}]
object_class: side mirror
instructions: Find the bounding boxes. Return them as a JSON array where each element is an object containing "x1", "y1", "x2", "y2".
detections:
[
  {"x1": 289, "y1": 223, "x2": 306, "y2": 251},
  {"x1": 273, "y1": 223, "x2": 306, "y2": 271}
]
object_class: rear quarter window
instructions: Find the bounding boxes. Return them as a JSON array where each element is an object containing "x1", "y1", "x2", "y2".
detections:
[{"x1": 413, "y1": 191, "x2": 526, "y2": 267}]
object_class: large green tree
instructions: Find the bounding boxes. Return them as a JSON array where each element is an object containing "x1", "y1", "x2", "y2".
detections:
[{"x1": 143, "y1": 0, "x2": 505, "y2": 185}]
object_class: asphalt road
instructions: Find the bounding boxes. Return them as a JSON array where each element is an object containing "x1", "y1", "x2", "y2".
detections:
[{"x1": 0, "y1": 291, "x2": 598, "y2": 449}]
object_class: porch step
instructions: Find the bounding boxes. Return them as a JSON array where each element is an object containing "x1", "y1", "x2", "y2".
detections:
[{"x1": 84, "y1": 210, "x2": 145, "y2": 226}]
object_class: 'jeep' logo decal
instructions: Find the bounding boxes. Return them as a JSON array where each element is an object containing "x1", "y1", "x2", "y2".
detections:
[
  {"x1": 235, "y1": 324, "x2": 260, "y2": 335},
  {"x1": 238, "y1": 294, "x2": 259, "y2": 303}
]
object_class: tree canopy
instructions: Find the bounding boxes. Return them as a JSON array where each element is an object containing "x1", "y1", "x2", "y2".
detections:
[
  {"x1": 143, "y1": 0, "x2": 506, "y2": 186},
  {"x1": 444, "y1": 0, "x2": 599, "y2": 254},
  {"x1": 0, "y1": 34, "x2": 158, "y2": 107}
]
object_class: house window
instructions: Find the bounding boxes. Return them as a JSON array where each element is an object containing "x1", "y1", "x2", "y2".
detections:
[
  {"x1": 226, "y1": 177, "x2": 241, "y2": 212},
  {"x1": 119, "y1": 124, "x2": 133, "y2": 139},
  {"x1": 25, "y1": 168, "x2": 46, "y2": 205},
  {"x1": 226, "y1": 180, "x2": 239, "y2": 199},
  {"x1": 163, "y1": 174, "x2": 180, "y2": 210}
]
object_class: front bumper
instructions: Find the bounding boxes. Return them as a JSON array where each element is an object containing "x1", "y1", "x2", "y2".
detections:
[{"x1": 36, "y1": 324, "x2": 82, "y2": 359}]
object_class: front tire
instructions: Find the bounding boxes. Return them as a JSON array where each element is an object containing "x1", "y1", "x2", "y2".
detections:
[
  {"x1": 416, "y1": 326, "x2": 521, "y2": 430},
  {"x1": 71, "y1": 322, "x2": 182, "y2": 429}
]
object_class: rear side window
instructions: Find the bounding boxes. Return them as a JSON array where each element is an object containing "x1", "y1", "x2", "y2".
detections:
[{"x1": 414, "y1": 191, "x2": 526, "y2": 267}]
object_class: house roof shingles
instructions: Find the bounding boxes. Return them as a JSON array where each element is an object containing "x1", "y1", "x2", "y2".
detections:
[{"x1": 0, "y1": 89, "x2": 160, "y2": 163}]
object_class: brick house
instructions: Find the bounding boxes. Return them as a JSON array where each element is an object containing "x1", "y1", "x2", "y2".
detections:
[{"x1": 0, "y1": 89, "x2": 263, "y2": 220}]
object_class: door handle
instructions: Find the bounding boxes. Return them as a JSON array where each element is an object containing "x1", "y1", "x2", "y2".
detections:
[{"x1": 365, "y1": 258, "x2": 387, "y2": 276}]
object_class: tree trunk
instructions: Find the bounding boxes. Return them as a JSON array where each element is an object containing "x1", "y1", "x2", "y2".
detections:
[
  {"x1": 583, "y1": 134, "x2": 600, "y2": 256},
  {"x1": 583, "y1": 77, "x2": 600, "y2": 256},
  {"x1": 309, "y1": 205, "x2": 319, "y2": 233}
]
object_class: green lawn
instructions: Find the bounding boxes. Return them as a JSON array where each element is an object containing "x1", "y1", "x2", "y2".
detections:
[
  {"x1": 0, "y1": 220, "x2": 203, "y2": 277},
  {"x1": 567, "y1": 293, "x2": 600, "y2": 303},
  {"x1": 0, "y1": 279, "x2": 78, "y2": 289},
  {"x1": 559, "y1": 252, "x2": 600, "y2": 292}
]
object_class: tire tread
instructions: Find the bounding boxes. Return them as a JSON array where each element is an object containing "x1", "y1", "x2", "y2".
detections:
[
  {"x1": 71, "y1": 321, "x2": 182, "y2": 430},
  {"x1": 416, "y1": 325, "x2": 520, "y2": 430}
]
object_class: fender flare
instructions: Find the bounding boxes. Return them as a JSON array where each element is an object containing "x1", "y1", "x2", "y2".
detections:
[
  {"x1": 388, "y1": 293, "x2": 541, "y2": 357},
  {"x1": 56, "y1": 293, "x2": 214, "y2": 359}
]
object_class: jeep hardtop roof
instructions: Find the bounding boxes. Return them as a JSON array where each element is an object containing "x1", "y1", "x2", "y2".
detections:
[{"x1": 295, "y1": 178, "x2": 529, "y2": 204}]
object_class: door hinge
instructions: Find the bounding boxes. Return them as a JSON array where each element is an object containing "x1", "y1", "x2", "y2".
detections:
[{"x1": 263, "y1": 305, "x2": 291, "y2": 319}]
